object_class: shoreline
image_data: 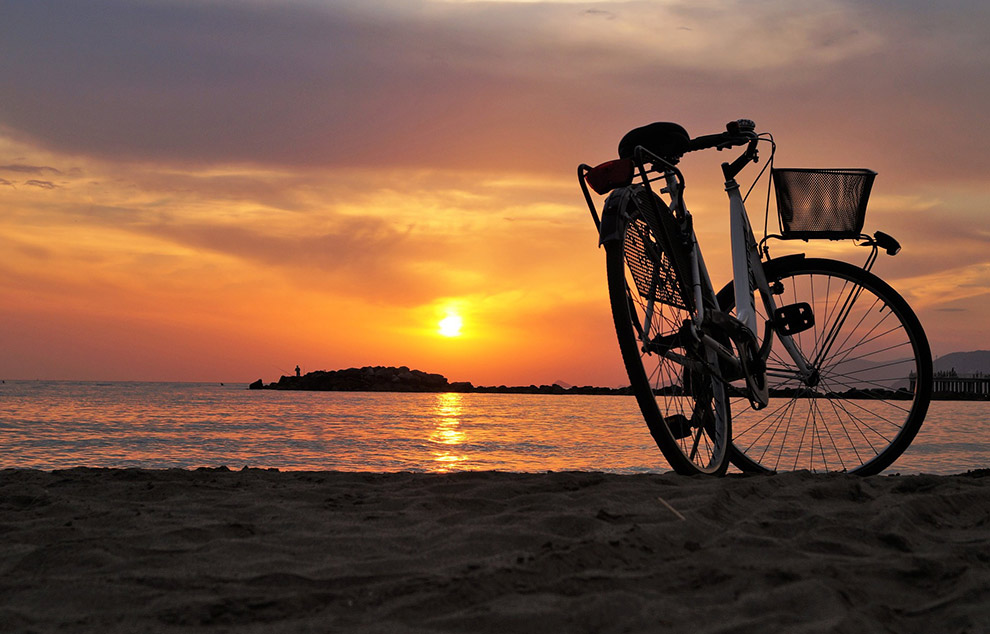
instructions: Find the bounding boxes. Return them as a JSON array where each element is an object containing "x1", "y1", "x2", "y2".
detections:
[
  {"x1": 3, "y1": 468, "x2": 988, "y2": 632},
  {"x1": 246, "y1": 365, "x2": 990, "y2": 400}
]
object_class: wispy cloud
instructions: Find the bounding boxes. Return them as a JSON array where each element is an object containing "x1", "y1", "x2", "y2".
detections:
[
  {"x1": 24, "y1": 180, "x2": 57, "y2": 189},
  {"x1": 0, "y1": 164, "x2": 62, "y2": 175},
  {"x1": 0, "y1": 157, "x2": 588, "y2": 309},
  {"x1": 898, "y1": 262, "x2": 990, "y2": 308}
]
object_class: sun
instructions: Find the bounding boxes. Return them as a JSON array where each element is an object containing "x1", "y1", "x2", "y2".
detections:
[{"x1": 438, "y1": 314, "x2": 463, "y2": 337}]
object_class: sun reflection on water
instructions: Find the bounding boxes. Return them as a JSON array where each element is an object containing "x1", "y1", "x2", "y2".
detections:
[{"x1": 429, "y1": 392, "x2": 466, "y2": 471}]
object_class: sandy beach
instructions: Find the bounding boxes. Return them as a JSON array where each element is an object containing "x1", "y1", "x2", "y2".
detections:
[{"x1": 1, "y1": 468, "x2": 987, "y2": 633}]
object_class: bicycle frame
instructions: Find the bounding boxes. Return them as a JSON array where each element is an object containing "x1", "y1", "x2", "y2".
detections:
[
  {"x1": 631, "y1": 144, "x2": 815, "y2": 409},
  {"x1": 724, "y1": 161, "x2": 815, "y2": 401}
]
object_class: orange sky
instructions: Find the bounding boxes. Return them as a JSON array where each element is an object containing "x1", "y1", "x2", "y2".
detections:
[{"x1": 2, "y1": 0, "x2": 989, "y2": 385}]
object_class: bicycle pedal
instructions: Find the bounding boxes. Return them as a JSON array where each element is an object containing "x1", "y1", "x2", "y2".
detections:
[
  {"x1": 773, "y1": 302, "x2": 815, "y2": 336},
  {"x1": 665, "y1": 414, "x2": 693, "y2": 439}
]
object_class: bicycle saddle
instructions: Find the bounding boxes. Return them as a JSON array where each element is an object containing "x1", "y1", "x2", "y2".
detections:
[{"x1": 618, "y1": 122, "x2": 691, "y2": 162}]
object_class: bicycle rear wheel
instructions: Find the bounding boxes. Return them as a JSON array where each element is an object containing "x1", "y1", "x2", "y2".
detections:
[
  {"x1": 605, "y1": 188, "x2": 730, "y2": 475},
  {"x1": 720, "y1": 256, "x2": 932, "y2": 475}
]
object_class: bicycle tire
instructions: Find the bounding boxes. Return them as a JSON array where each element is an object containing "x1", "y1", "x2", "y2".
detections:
[
  {"x1": 604, "y1": 189, "x2": 731, "y2": 475},
  {"x1": 718, "y1": 257, "x2": 932, "y2": 475}
]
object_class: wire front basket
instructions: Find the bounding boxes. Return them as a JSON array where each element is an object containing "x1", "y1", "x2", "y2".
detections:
[{"x1": 773, "y1": 168, "x2": 876, "y2": 239}]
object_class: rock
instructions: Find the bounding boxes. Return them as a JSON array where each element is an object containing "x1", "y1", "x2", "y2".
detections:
[{"x1": 248, "y1": 365, "x2": 633, "y2": 395}]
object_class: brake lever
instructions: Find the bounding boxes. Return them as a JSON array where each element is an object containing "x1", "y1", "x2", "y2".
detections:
[{"x1": 721, "y1": 138, "x2": 761, "y2": 180}]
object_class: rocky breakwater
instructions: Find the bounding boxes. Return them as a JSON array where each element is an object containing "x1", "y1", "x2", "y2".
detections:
[
  {"x1": 249, "y1": 366, "x2": 474, "y2": 392},
  {"x1": 248, "y1": 366, "x2": 632, "y2": 395}
]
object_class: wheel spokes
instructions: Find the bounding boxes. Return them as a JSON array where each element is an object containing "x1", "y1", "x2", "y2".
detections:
[{"x1": 729, "y1": 262, "x2": 926, "y2": 474}]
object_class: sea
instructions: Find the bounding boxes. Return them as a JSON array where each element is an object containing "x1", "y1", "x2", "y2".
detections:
[{"x1": 1, "y1": 381, "x2": 987, "y2": 475}]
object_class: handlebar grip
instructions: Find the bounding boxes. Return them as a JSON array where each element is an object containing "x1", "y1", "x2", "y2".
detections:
[
  {"x1": 687, "y1": 133, "x2": 729, "y2": 152},
  {"x1": 687, "y1": 132, "x2": 751, "y2": 153}
]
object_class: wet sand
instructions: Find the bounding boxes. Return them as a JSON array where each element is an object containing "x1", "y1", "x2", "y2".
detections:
[{"x1": 1, "y1": 468, "x2": 988, "y2": 633}]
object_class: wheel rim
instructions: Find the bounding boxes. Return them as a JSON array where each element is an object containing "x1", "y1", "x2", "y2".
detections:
[{"x1": 728, "y1": 261, "x2": 929, "y2": 474}]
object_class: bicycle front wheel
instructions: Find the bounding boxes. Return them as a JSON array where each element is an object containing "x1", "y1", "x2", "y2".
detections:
[
  {"x1": 720, "y1": 256, "x2": 932, "y2": 475},
  {"x1": 605, "y1": 189, "x2": 730, "y2": 475}
]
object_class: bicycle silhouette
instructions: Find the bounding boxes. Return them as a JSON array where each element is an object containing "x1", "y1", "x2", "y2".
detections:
[{"x1": 579, "y1": 120, "x2": 932, "y2": 475}]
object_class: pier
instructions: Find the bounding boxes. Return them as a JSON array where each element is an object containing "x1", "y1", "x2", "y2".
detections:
[{"x1": 912, "y1": 370, "x2": 990, "y2": 396}]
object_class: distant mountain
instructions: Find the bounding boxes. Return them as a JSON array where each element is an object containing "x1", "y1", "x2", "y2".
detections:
[{"x1": 933, "y1": 350, "x2": 990, "y2": 375}]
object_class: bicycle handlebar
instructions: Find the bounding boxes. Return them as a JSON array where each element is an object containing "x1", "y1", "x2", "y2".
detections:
[
  {"x1": 687, "y1": 133, "x2": 736, "y2": 152},
  {"x1": 687, "y1": 119, "x2": 757, "y2": 153}
]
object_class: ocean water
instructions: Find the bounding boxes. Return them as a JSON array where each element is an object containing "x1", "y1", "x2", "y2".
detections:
[{"x1": 0, "y1": 381, "x2": 986, "y2": 474}]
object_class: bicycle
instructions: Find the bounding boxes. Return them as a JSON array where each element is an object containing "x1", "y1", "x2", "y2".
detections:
[{"x1": 578, "y1": 120, "x2": 932, "y2": 476}]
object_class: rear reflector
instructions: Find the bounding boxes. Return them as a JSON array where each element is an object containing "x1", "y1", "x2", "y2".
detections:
[{"x1": 585, "y1": 158, "x2": 634, "y2": 195}]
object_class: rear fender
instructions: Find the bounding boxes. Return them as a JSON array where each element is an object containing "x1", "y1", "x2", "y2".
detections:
[{"x1": 598, "y1": 188, "x2": 631, "y2": 246}]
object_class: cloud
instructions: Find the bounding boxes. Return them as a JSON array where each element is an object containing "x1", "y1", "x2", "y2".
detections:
[
  {"x1": 0, "y1": 0, "x2": 987, "y2": 180},
  {"x1": 897, "y1": 261, "x2": 990, "y2": 309},
  {"x1": 24, "y1": 180, "x2": 57, "y2": 189},
  {"x1": 0, "y1": 234, "x2": 54, "y2": 261},
  {"x1": 0, "y1": 164, "x2": 62, "y2": 175},
  {"x1": 0, "y1": 152, "x2": 598, "y2": 313},
  {"x1": 0, "y1": 166, "x2": 500, "y2": 306},
  {"x1": 582, "y1": 8, "x2": 616, "y2": 20},
  {"x1": 145, "y1": 215, "x2": 460, "y2": 300},
  {"x1": 3, "y1": 0, "x2": 552, "y2": 169}
]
